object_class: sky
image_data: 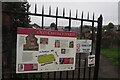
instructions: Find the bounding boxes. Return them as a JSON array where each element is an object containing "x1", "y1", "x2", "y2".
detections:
[{"x1": 27, "y1": 0, "x2": 119, "y2": 27}]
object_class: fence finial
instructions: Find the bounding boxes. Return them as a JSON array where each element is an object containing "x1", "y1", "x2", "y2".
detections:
[
  {"x1": 35, "y1": 4, "x2": 37, "y2": 14},
  {"x1": 42, "y1": 5, "x2": 44, "y2": 14},
  {"x1": 81, "y1": 11, "x2": 84, "y2": 19},
  {"x1": 93, "y1": 12, "x2": 95, "y2": 20},
  {"x1": 69, "y1": 9, "x2": 71, "y2": 17},
  {"x1": 99, "y1": 14, "x2": 103, "y2": 19},
  {"x1": 98, "y1": 14, "x2": 103, "y2": 22},
  {"x1": 49, "y1": 6, "x2": 51, "y2": 15},
  {"x1": 76, "y1": 10, "x2": 78, "y2": 18},
  {"x1": 87, "y1": 12, "x2": 89, "y2": 19},
  {"x1": 56, "y1": 7, "x2": 58, "y2": 16},
  {"x1": 63, "y1": 8, "x2": 65, "y2": 17}
]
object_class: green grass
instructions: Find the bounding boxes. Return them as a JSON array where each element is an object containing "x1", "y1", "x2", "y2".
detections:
[
  {"x1": 101, "y1": 47, "x2": 119, "y2": 65},
  {"x1": 38, "y1": 54, "x2": 55, "y2": 64}
]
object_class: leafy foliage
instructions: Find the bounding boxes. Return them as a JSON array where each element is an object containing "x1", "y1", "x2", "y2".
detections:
[
  {"x1": 102, "y1": 22, "x2": 114, "y2": 31},
  {"x1": 101, "y1": 22, "x2": 120, "y2": 48},
  {"x1": 2, "y1": 2, "x2": 31, "y2": 27}
]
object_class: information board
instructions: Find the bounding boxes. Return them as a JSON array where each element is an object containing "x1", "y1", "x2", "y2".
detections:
[
  {"x1": 16, "y1": 28, "x2": 77, "y2": 73},
  {"x1": 76, "y1": 40, "x2": 92, "y2": 53}
]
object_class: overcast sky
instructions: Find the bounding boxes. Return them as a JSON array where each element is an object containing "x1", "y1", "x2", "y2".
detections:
[{"x1": 27, "y1": 1, "x2": 119, "y2": 27}]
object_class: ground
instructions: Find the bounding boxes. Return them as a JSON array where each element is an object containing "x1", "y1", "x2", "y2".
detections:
[{"x1": 99, "y1": 55, "x2": 119, "y2": 79}]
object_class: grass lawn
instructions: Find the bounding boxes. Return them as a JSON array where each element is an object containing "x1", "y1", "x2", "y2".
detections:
[{"x1": 100, "y1": 47, "x2": 119, "y2": 65}]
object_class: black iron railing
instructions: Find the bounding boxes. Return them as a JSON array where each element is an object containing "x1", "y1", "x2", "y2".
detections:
[{"x1": 2, "y1": 4, "x2": 103, "y2": 80}]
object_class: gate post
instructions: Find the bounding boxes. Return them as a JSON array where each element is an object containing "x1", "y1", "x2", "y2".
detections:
[{"x1": 94, "y1": 15, "x2": 103, "y2": 80}]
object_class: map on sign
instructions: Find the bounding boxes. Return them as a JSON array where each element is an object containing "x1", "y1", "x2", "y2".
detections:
[
  {"x1": 76, "y1": 40, "x2": 92, "y2": 53},
  {"x1": 16, "y1": 28, "x2": 77, "y2": 73}
]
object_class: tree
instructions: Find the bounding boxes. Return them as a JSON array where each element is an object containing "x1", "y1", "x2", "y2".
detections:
[
  {"x1": 103, "y1": 22, "x2": 114, "y2": 32},
  {"x1": 50, "y1": 22, "x2": 57, "y2": 30},
  {"x1": 101, "y1": 22, "x2": 117, "y2": 48},
  {"x1": 2, "y1": 2, "x2": 31, "y2": 28},
  {"x1": 108, "y1": 22, "x2": 114, "y2": 29},
  {"x1": 2, "y1": 2, "x2": 31, "y2": 72}
]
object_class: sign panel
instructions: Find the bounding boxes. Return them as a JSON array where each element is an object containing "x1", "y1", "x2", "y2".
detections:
[
  {"x1": 16, "y1": 28, "x2": 77, "y2": 73},
  {"x1": 76, "y1": 40, "x2": 92, "y2": 53},
  {"x1": 88, "y1": 55, "x2": 95, "y2": 67}
]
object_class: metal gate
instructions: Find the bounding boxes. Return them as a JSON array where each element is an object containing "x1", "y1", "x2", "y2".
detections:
[{"x1": 2, "y1": 4, "x2": 103, "y2": 80}]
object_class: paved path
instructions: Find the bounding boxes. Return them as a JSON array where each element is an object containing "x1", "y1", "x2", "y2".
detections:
[{"x1": 99, "y1": 55, "x2": 119, "y2": 79}]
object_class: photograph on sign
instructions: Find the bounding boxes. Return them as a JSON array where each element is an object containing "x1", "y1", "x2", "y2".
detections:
[
  {"x1": 88, "y1": 55, "x2": 95, "y2": 67},
  {"x1": 76, "y1": 40, "x2": 92, "y2": 53},
  {"x1": 16, "y1": 28, "x2": 77, "y2": 73}
]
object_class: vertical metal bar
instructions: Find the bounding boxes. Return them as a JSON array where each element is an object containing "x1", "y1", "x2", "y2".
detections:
[
  {"x1": 69, "y1": 10, "x2": 71, "y2": 31},
  {"x1": 27, "y1": 73, "x2": 29, "y2": 79},
  {"x1": 9, "y1": 13, "x2": 12, "y2": 79},
  {"x1": 26, "y1": 74, "x2": 28, "y2": 79},
  {"x1": 2, "y1": 54, "x2": 4, "y2": 79},
  {"x1": 80, "y1": 11, "x2": 83, "y2": 38},
  {"x1": 47, "y1": 72, "x2": 49, "y2": 80},
  {"x1": 83, "y1": 59, "x2": 87, "y2": 80},
  {"x1": 93, "y1": 15, "x2": 103, "y2": 80},
  {"x1": 54, "y1": 72, "x2": 56, "y2": 80},
  {"x1": 41, "y1": 6, "x2": 44, "y2": 79},
  {"x1": 66, "y1": 71, "x2": 68, "y2": 80},
  {"x1": 77, "y1": 11, "x2": 84, "y2": 80},
  {"x1": 78, "y1": 54, "x2": 81, "y2": 80},
  {"x1": 27, "y1": 74, "x2": 30, "y2": 80},
  {"x1": 91, "y1": 13, "x2": 95, "y2": 51},
  {"x1": 60, "y1": 71, "x2": 62, "y2": 80},
  {"x1": 67, "y1": 9, "x2": 71, "y2": 80},
  {"x1": 76, "y1": 10, "x2": 78, "y2": 19},
  {"x1": 72, "y1": 70, "x2": 74, "y2": 80},
  {"x1": 35, "y1": 4, "x2": 37, "y2": 14},
  {"x1": 55, "y1": 7, "x2": 58, "y2": 30},
  {"x1": 84, "y1": 12, "x2": 89, "y2": 79},
  {"x1": 63, "y1": 8, "x2": 65, "y2": 17},
  {"x1": 88, "y1": 13, "x2": 95, "y2": 80},
  {"x1": 40, "y1": 73, "x2": 42, "y2": 80},
  {"x1": 42, "y1": 5, "x2": 44, "y2": 29},
  {"x1": 49, "y1": 6, "x2": 51, "y2": 15},
  {"x1": 11, "y1": 13, "x2": 16, "y2": 79},
  {"x1": 87, "y1": 12, "x2": 89, "y2": 20}
]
